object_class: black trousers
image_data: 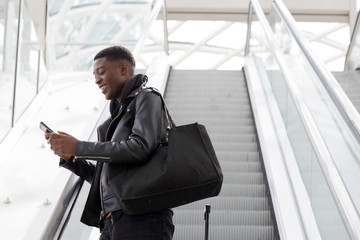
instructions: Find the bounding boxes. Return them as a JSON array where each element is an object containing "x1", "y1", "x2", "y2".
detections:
[{"x1": 99, "y1": 209, "x2": 174, "y2": 240}]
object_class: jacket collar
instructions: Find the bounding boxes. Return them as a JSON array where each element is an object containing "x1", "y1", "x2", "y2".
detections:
[{"x1": 109, "y1": 74, "x2": 148, "y2": 118}]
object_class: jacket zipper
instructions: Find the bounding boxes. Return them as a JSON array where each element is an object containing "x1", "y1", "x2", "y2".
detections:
[
  {"x1": 105, "y1": 104, "x2": 124, "y2": 141},
  {"x1": 73, "y1": 155, "x2": 111, "y2": 161}
]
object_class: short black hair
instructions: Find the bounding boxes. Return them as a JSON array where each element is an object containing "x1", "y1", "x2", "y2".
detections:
[{"x1": 94, "y1": 46, "x2": 136, "y2": 69}]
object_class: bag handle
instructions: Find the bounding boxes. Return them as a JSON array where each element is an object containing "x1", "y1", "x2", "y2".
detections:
[{"x1": 131, "y1": 87, "x2": 176, "y2": 129}]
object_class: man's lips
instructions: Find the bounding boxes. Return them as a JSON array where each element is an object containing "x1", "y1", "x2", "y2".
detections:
[{"x1": 99, "y1": 84, "x2": 107, "y2": 93}]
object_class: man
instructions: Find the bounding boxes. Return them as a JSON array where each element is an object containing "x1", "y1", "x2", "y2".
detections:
[{"x1": 45, "y1": 46, "x2": 174, "y2": 240}]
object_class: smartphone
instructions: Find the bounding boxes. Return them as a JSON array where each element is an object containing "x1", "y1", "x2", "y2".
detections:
[{"x1": 39, "y1": 121, "x2": 54, "y2": 133}]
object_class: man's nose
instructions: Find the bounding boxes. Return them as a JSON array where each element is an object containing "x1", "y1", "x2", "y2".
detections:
[{"x1": 95, "y1": 75, "x2": 101, "y2": 84}]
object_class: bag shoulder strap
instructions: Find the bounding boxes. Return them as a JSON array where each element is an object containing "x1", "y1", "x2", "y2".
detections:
[{"x1": 130, "y1": 87, "x2": 176, "y2": 128}]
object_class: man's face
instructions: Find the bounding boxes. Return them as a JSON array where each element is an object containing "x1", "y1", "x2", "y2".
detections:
[{"x1": 93, "y1": 57, "x2": 130, "y2": 101}]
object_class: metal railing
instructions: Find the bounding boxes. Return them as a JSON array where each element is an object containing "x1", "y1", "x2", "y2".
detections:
[
  {"x1": 345, "y1": 10, "x2": 360, "y2": 70},
  {"x1": 246, "y1": 0, "x2": 360, "y2": 238},
  {"x1": 272, "y1": 1, "x2": 360, "y2": 237},
  {"x1": 274, "y1": 0, "x2": 360, "y2": 148},
  {"x1": 133, "y1": 0, "x2": 169, "y2": 58}
]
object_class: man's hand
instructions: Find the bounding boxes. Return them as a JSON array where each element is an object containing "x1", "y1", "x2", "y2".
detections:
[{"x1": 45, "y1": 131, "x2": 78, "y2": 161}]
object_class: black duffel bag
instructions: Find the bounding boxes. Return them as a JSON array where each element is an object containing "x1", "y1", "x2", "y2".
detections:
[{"x1": 117, "y1": 88, "x2": 223, "y2": 215}]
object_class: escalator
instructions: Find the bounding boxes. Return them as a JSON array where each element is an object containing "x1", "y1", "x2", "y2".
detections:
[
  {"x1": 165, "y1": 69, "x2": 277, "y2": 239},
  {"x1": 41, "y1": 1, "x2": 360, "y2": 239},
  {"x1": 55, "y1": 69, "x2": 279, "y2": 240},
  {"x1": 333, "y1": 10, "x2": 360, "y2": 114},
  {"x1": 245, "y1": 0, "x2": 360, "y2": 239},
  {"x1": 333, "y1": 71, "x2": 360, "y2": 113}
]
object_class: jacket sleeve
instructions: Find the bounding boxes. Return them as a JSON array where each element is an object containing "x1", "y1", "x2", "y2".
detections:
[
  {"x1": 59, "y1": 157, "x2": 96, "y2": 183},
  {"x1": 74, "y1": 91, "x2": 164, "y2": 165}
]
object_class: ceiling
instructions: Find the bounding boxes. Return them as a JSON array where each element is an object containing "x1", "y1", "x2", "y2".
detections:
[
  {"x1": 166, "y1": 0, "x2": 357, "y2": 25},
  {"x1": 1, "y1": 0, "x2": 355, "y2": 71},
  {"x1": 3, "y1": 0, "x2": 357, "y2": 27},
  {"x1": 2, "y1": 0, "x2": 358, "y2": 48}
]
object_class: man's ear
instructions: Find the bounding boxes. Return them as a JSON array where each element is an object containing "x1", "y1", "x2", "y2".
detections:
[
  {"x1": 119, "y1": 64, "x2": 128, "y2": 76},
  {"x1": 118, "y1": 64, "x2": 127, "y2": 75}
]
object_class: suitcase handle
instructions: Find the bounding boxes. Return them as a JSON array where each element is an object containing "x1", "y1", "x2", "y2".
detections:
[{"x1": 204, "y1": 204, "x2": 211, "y2": 240}]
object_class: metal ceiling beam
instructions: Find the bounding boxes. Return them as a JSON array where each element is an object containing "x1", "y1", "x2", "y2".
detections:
[
  {"x1": 147, "y1": 21, "x2": 184, "y2": 49},
  {"x1": 209, "y1": 46, "x2": 244, "y2": 69},
  {"x1": 46, "y1": 0, "x2": 76, "y2": 70},
  {"x1": 166, "y1": 0, "x2": 352, "y2": 22},
  {"x1": 172, "y1": 21, "x2": 233, "y2": 67},
  {"x1": 324, "y1": 50, "x2": 347, "y2": 63},
  {"x1": 49, "y1": 4, "x2": 143, "y2": 22},
  {"x1": 168, "y1": 21, "x2": 185, "y2": 35},
  {"x1": 307, "y1": 23, "x2": 348, "y2": 42},
  {"x1": 59, "y1": 0, "x2": 115, "y2": 70},
  {"x1": 111, "y1": 10, "x2": 147, "y2": 43}
]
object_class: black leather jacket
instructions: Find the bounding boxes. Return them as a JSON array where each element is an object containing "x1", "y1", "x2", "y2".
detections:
[{"x1": 60, "y1": 74, "x2": 168, "y2": 227}]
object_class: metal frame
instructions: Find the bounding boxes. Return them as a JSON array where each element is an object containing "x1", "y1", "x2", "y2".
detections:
[
  {"x1": 43, "y1": 0, "x2": 352, "y2": 71},
  {"x1": 46, "y1": 1, "x2": 152, "y2": 71},
  {"x1": 12, "y1": 0, "x2": 23, "y2": 127},
  {"x1": 274, "y1": 0, "x2": 360, "y2": 163},
  {"x1": 245, "y1": 2, "x2": 253, "y2": 56},
  {"x1": 249, "y1": 0, "x2": 360, "y2": 238},
  {"x1": 162, "y1": 0, "x2": 169, "y2": 55},
  {"x1": 345, "y1": 10, "x2": 360, "y2": 70},
  {"x1": 171, "y1": 21, "x2": 233, "y2": 67},
  {"x1": 133, "y1": 0, "x2": 165, "y2": 59}
]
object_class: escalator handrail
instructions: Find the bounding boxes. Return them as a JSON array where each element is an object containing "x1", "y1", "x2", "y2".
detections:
[
  {"x1": 273, "y1": 0, "x2": 360, "y2": 156},
  {"x1": 249, "y1": 0, "x2": 360, "y2": 238},
  {"x1": 345, "y1": 10, "x2": 360, "y2": 70},
  {"x1": 272, "y1": 0, "x2": 360, "y2": 237}
]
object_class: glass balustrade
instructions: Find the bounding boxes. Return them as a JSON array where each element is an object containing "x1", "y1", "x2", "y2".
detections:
[
  {"x1": 271, "y1": 2, "x2": 360, "y2": 237},
  {"x1": 0, "y1": 0, "x2": 46, "y2": 142},
  {"x1": 0, "y1": 0, "x2": 19, "y2": 141},
  {"x1": 14, "y1": 0, "x2": 45, "y2": 121},
  {"x1": 247, "y1": 2, "x2": 351, "y2": 239}
]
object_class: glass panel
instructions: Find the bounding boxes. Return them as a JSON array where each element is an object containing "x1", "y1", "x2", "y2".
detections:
[
  {"x1": 55, "y1": 16, "x2": 91, "y2": 59},
  {"x1": 47, "y1": 0, "x2": 151, "y2": 71},
  {"x1": 0, "y1": 0, "x2": 20, "y2": 141},
  {"x1": 60, "y1": 181, "x2": 99, "y2": 239},
  {"x1": 72, "y1": 0, "x2": 152, "y2": 7},
  {"x1": 48, "y1": 0, "x2": 65, "y2": 16},
  {"x1": 72, "y1": 0, "x2": 101, "y2": 7},
  {"x1": 136, "y1": 5, "x2": 169, "y2": 69},
  {"x1": 86, "y1": 13, "x2": 143, "y2": 42},
  {"x1": 271, "y1": 5, "x2": 360, "y2": 224},
  {"x1": 13, "y1": 0, "x2": 40, "y2": 121},
  {"x1": 248, "y1": 6, "x2": 350, "y2": 239},
  {"x1": 38, "y1": 52, "x2": 47, "y2": 90},
  {"x1": 345, "y1": 12, "x2": 360, "y2": 70}
]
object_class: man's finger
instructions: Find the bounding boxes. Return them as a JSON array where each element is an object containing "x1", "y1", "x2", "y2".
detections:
[
  {"x1": 54, "y1": 149, "x2": 62, "y2": 156},
  {"x1": 58, "y1": 131, "x2": 70, "y2": 136},
  {"x1": 48, "y1": 137, "x2": 61, "y2": 148},
  {"x1": 50, "y1": 143, "x2": 60, "y2": 151}
]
